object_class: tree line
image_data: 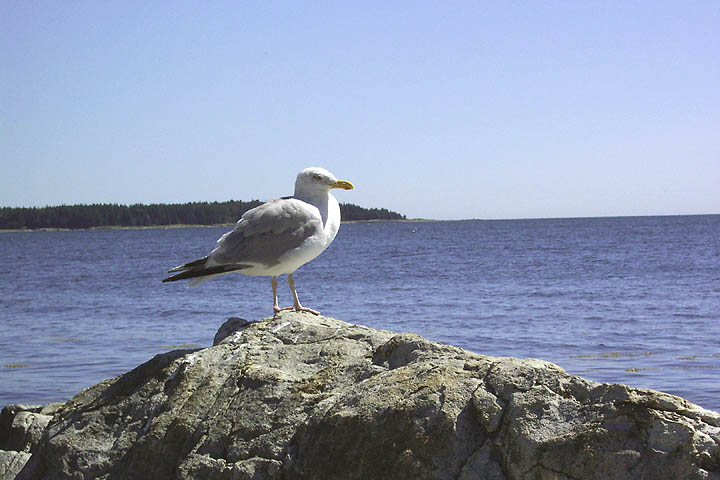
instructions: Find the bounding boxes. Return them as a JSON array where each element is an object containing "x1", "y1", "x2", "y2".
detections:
[{"x1": 0, "y1": 201, "x2": 405, "y2": 230}]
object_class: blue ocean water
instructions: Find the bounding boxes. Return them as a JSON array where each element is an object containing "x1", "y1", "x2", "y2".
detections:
[{"x1": 1, "y1": 215, "x2": 719, "y2": 412}]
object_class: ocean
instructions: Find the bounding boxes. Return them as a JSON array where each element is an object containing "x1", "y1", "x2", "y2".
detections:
[{"x1": 1, "y1": 215, "x2": 719, "y2": 412}]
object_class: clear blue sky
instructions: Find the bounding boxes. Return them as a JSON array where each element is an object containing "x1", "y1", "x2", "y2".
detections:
[{"x1": 2, "y1": 1, "x2": 718, "y2": 220}]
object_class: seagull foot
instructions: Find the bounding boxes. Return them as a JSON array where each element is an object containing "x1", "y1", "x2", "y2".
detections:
[{"x1": 272, "y1": 305, "x2": 291, "y2": 318}]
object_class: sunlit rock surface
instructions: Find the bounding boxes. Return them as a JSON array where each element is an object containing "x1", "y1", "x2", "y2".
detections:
[{"x1": 5, "y1": 313, "x2": 720, "y2": 479}]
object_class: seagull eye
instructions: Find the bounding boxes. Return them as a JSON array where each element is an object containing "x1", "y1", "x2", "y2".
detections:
[{"x1": 312, "y1": 174, "x2": 322, "y2": 181}]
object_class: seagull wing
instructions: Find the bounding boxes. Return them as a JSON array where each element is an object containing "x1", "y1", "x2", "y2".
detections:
[{"x1": 209, "y1": 197, "x2": 322, "y2": 268}]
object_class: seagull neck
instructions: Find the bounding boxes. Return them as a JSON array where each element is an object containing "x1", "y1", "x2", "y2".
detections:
[{"x1": 295, "y1": 190, "x2": 330, "y2": 225}]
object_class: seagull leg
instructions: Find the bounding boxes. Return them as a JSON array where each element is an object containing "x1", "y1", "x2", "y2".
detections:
[
  {"x1": 287, "y1": 273, "x2": 320, "y2": 315},
  {"x1": 272, "y1": 276, "x2": 284, "y2": 315},
  {"x1": 272, "y1": 273, "x2": 319, "y2": 315}
]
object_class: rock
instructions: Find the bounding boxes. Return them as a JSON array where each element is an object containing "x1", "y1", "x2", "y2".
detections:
[
  {"x1": 0, "y1": 450, "x2": 32, "y2": 480},
  {"x1": 0, "y1": 405, "x2": 39, "y2": 450},
  {"x1": 1, "y1": 404, "x2": 60, "y2": 455},
  {"x1": 0, "y1": 403, "x2": 62, "y2": 479},
  {"x1": 212, "y1": 316, "x2": 252, "y2": 345},
  {"x1": 6, "y1": 412, "x2": 52, "y2": 454},
  {"x1": 11, "y1": 313, "x2": 720, "y2": 479},
  {"x1": 0, "y1": 404, "x2": 64, "y2": 451}
]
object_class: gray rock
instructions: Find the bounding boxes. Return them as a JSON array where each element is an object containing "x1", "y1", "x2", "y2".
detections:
[
  {"x1": 2, "y1": 406, "x2": 60, "y2": 454},
  {"x1": 0, "y1": 450, "x2": 32, "y2": 480},
  {"x1": 1, "y1": 403, "x2": 64, "y2": 451},
  {"x1": 12, "y1": 313, "x2": 720, "y2": 479},
  {"x1": 6, "y1": 412, "x2": 52, "y2": 454},
  {"x1": 213, "y1": 316, "x2": 253, "y2": 345},
  {"x1": 0, "y1": 405, "x2": 40, "y2": 451},
  {"x1": 0, "y1": 403, "x2": 62, "y2": 479}
]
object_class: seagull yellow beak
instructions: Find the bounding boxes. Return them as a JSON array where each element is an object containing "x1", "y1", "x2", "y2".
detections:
[{"x1": 331, "y1": 179, "x2": 354, "y2": 190}]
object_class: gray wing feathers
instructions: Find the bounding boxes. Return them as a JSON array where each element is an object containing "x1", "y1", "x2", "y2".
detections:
[{"x1": 209, "y1": 198, "x2": 322, "y2": 267}]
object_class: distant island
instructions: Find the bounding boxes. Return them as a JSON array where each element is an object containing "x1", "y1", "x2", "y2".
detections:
[{"x1": 0, "y1": 201, "x2": 405, "y2": 230}]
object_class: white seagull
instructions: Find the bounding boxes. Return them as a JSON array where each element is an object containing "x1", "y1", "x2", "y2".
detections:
[{"x1": 163, "y1": 167, "x2": 354, "y2": 315}]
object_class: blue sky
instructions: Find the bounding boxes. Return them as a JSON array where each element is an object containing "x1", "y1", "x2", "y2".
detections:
[{"x1": 2, "y1": 1, "x2": 718, "y2": 220}]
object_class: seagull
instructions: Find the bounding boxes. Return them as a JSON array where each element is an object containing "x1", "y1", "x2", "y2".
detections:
[{"x1": 162, "y1": 167, "x2": 354, "y2": 315}]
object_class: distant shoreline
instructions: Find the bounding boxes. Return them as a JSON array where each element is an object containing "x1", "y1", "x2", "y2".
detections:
[
  {"x1": 0, "y1": 201, "x2": 406, "y2": 230},
  {"x1": 342, "y1": 218, "x2": 435, "y2": 224},
  {"x1": 4, "y1": 214, "x2": 717, "y2": 233},
  {"x1": 0, "y1": 218, "x2": 434, "y2": 233}
]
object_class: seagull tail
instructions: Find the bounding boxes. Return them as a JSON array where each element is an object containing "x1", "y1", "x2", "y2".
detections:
[{"x1": 162, "y1": 256, "x2": 249, "y2": 285}]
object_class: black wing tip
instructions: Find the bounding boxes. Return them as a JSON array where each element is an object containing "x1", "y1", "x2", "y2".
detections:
[
  {"x1": 162, "y1": 263, "x2": 249, "y2": 283},
  {"x1": 176, "y1": 256, "x2": 209, "y2": 271},
  {"x1": 162, "y1": 272, "x2": 190, "y2": 283},
  {"x1": 163, "y1": 256, "x2": 211, "y2": 282}
]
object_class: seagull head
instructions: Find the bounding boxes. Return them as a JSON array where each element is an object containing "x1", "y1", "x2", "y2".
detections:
[{"x1": 295, "y1": 167, "x2": 354, "y2": 198}]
